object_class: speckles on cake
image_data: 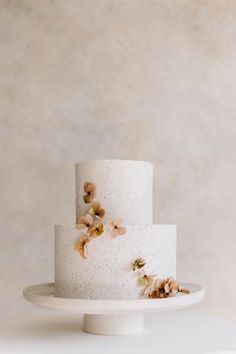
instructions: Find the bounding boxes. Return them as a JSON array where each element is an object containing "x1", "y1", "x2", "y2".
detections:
[
  {"x1": 55, "y1": 224, "x2": 176, "y2": 300},
  {"x1": 75, "y1": 160, "x2": 153, "y2": 225}
]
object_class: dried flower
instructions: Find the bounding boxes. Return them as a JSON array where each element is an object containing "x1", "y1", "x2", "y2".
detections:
[
  {"x1": 180, "y1": 287, "x2": 190, "y2": 294},
  {"x1": 148, "y1": 277, "x2": 190, "y2": 298},
  {"x1": 164, "y1": 277, "x2": 179, "y2": 293},
  {"x1": 167, "y1": 278, "x2": 190, "y2": 294},
  {"x1": 76, "y1": 214, "x2": 93, "y2": 230},
  {"x1": 88, "y1": 202, "x2": 105, "y2": 219},
  {"x1": 138, "y1": 274, "x2": 155, "y2": 287},
  {"x1": 89, "y1": 223, "x2": 104, "y2": 238},
  {"x1": 108, "y1": 218, "x2": 126, "y2": 237},
  {"x1": 150, "y1": 278, "x2": 170, "y2": 298},
  {"x1": 74, "y1": 234, "x2": 90, "y2": 259},
  {"x1": 132, "y1": 258, "x2": 146, "y2": 271},
  {"x1": 83, "y1": 182, "x2": 96, "y2": 204},
  {"x1": 137, "y1": 271, "x2": 156, "y2": 296}
]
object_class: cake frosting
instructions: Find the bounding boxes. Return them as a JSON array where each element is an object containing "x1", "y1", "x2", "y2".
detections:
[
  {"x1": 55, "y1": 224, "x2": 176, "y2": 299},
  {"x1": 75, "y1": 160, "x2": 153, "y2": 224},
  {"x1": 54, "y1": 159, "x2": 177, "y2": 300}
]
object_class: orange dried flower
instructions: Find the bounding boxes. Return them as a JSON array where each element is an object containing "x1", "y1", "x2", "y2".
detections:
[
  {"x1": 148, "y1": 277, "x2": 190, "y2": 298},
  {"x1": 83, "y1": 182, "x2": 96, "y2": 204},
  {"x1": 108, "y1": 218, "x2": 126, "y2": 237},
  {"x1": 76, "y1": 214, "x2": 93, "y2": 230},
  {"x1": 150, "y1": 278, "x2": 170, "y2": 298},
  {"x1": 89, "y1": 223, "x2": 104, "y2": 238},
  {"x1": 88, "y1": 202, "x2": 105, "y2": 219},
  {"x1": 74, "y1": 234, "x2": 90, "y2": 259}
]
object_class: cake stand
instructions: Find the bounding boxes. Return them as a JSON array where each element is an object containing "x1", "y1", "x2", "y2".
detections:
[{"x1": 23, "y1": 282, "x2": 204, "y2": 335}]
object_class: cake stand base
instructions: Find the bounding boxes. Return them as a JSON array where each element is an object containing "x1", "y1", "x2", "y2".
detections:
[
  {"x1": 23, "y1": 282, "x2": 204, "y2": 336},
  {"x1": 84, "y1": 313, "x2": 143, "y2": 335}
]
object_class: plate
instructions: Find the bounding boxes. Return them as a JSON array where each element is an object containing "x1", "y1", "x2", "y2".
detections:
[{"x1": 23, "y1": 282, "x2": 204, "y2": 335}]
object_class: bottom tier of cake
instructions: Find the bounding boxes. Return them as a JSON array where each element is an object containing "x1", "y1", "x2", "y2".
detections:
[{"x1": 55, "y1": 224, "x2": 176, "y2": 299}]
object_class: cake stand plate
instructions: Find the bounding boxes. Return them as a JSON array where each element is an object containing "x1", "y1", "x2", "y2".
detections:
[{"x1": 23, "y1": 282, "x2": 204, "y2": 335}]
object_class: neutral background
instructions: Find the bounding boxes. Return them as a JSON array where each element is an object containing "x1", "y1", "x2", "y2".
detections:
[{"x1": 0, "y1": 0, "x2": 235, "y2": 320}]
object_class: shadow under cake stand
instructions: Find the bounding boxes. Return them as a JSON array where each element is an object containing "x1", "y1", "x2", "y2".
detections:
[{"x1": 23, "y1": 282, "x2": 204, "y2": 335}]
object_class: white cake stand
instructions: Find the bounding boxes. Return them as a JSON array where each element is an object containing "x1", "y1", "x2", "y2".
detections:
[{"x1": 23, "y1": 282, "x2": 204, "y2": 335}]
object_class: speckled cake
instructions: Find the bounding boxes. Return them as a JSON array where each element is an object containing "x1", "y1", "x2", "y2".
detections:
[{"x1": 54, "y1": 160, "x2": 177, "y2": 299}]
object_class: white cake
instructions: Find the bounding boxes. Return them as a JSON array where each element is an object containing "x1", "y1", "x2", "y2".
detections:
[{"x1": 55, "y1": 160, "x2": 177, "y2": 299}]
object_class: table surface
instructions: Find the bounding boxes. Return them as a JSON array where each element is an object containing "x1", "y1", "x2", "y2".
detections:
[{"x1": 0, "y1": 309, "x2": 235, "y2": 354}]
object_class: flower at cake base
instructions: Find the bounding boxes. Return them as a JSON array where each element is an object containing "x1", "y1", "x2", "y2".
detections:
[
  {"x1": 108, "y1": 218, "x2": 126, "y2": 237},
  {"x1": 148, "y1": 277, "x2": 190, "y2": 299},
  {"x1": 138, "y1": 273, "x2": 156, "y2": 296},
  {"x1": 74, "y1": 234, "x2": 90, "y2": 259},
  {"x1": 76, "y1": 214, "x2": 93, "y2": 230},
  {"x1": 166, "y1": 278, "x2": 190, "y2": 295},
  {"x1": 83, "y1": 182, "x2": 96, "y2": 204},
  {"x1": 89, "y1": 223, "x2": 104, "y2": 238},
  {"x1": 148, "y1": 278, "x2": 170, "y2": 298},
  {"x1": 88, "y1": 202, "x2": 105, "y2": 219}
]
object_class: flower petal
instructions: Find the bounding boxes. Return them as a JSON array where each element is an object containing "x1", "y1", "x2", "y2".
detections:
[
  {"x1": 83, "y1": 194, "x2": 93, "y2": 204},
  {"x1": 86, "y1": 183, "x2": 96, "y2": 193},
  {"x1": 138, "y1": 276, "x2": 149, "y2": 286},
  {"x1": 113, "y1": 218, "x2": 123, "y2": 226},
  {"x1": 74, "y1": 234, "x2": 90, "y2": 259},
  {"x1": 108, "y1": 220, "x2": 115, "y2": 229},
  {"x1": 154, "y1": 278, "x2": 164, "y2": 289},
  {"x1": 89, "y1": 202, "x2": 100, "y2": 214},
  {"x1": 164, "y1": 283, "x2": 170, "y2": 293},
  {"x1": 143, "y1": 285, "x2": 153, "y2": 295},
  {"x1": 96, "y1": 223, "x2": 104, "y2": 236},
  {"x1": 97, "y1": 207, "x2": 105, "y2": 219},
  {"x1": 180, "y1": 288, "x2": 190, "y2": 294},
  {"x1": 77, "y1": 216, "x2": 86, "y2": 225},
  {"x1": 169, "y1": 280, "x2": 180, "y2": 292},
  {"x1": 86, "y1": 214, "x2": 94, "y2": 225},
  {"x1": 84, "y1": 182, "x2": 90, "y2": 192},
  {"x1": 111, "y1": 229, "x2": 119, "y2": 237},
  {"x1": 88, "y1": 226, "x2": 96, "y2": 238},
  {"x1": 117, "y1": 226, "x2": 126, "y2": 235},
  {"x1": 149, "y1": 290, "x2": 160, "y2": 299},
  {"x1": 146, "y1": 276, "x2": 155, "y2": 286},
  {"x1": 77, "y1": 214, "x2": 93, "y2": 226}
]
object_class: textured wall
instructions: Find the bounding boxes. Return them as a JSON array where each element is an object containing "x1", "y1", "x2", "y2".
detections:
[{"x1": 0, "y1": 0, "x2": 236, "y2": 320}]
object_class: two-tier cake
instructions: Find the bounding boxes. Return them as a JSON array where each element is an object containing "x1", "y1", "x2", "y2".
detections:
[{"x1": 55, "y1": 160, "x2": 185, "y2": 300}]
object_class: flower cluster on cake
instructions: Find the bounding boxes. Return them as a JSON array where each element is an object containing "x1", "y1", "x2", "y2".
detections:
[{"x1": 54, "y1": 160, "x2": 189, "y2": 299}]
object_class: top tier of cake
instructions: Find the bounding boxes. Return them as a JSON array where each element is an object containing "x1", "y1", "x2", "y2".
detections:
[{"x1": 75, "y1": 160, "x2": 153, "y2": 224}]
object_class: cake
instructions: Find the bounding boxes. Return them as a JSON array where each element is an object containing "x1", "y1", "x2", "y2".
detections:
[{"x1": 55, "y1": 160, "x2": 186, "y2": 300}]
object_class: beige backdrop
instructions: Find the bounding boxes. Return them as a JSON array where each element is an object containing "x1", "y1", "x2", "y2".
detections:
[{"x1": 0, "y1": 0, "x2": 236, "y2": 320}]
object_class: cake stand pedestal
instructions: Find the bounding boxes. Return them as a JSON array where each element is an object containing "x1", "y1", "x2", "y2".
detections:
[
  {"x1": 23, "y1": 283, "x2": 204, "y2": 335},
  {"x1": 84, "y1": 313, "x2": 143, "y2": 335}
]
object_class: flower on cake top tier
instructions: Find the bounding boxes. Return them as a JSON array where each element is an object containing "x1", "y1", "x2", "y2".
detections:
[
  {"x1": 74, "y1": 181, "x2": 126, "y2": 259},
  {"x1": 88, "y1": 202, "x2": 105, "y2": 219},
  {"x1": 76, "y1": 214, "x2": 93, "y2": 230},
  {"x1": 83, "y1": 182, "x2": 96, "y2": 203}
]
